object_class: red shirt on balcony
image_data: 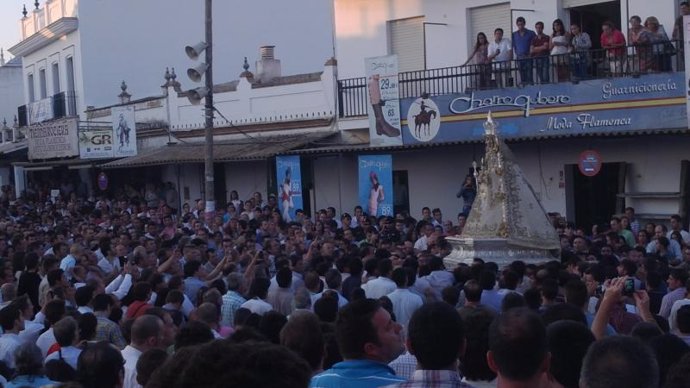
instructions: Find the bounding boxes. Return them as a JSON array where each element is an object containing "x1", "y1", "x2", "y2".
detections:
[{"x1": 600, "y1": 25, "x2": 626, "y2": 57}]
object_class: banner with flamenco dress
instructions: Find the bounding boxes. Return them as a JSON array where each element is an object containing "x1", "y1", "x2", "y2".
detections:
[
  {"x1": 275, "y1": 155, "x2": 303, "y2": 222},
  {"x1": 358, "y1": 155, "x2": 394, "y2": 217}
]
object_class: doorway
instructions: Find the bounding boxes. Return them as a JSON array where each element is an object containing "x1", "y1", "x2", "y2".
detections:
[
  {"x1": 567, "y1": 162, "x2": 626, "y2": 231},
  {"x1": 214, "y1": 163, "x2": 227, "y2": 210},
  {"x1": 569, "y1": 1, "x2": 621, "y2": 50},
  {"x1": 393, "y1": 170, "x2": 410, "y2": 216}
]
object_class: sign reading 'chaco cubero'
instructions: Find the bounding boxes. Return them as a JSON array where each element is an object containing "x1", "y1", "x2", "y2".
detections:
[{"x1": 399, "y1": 72, "x2": 686, "y2": 145}]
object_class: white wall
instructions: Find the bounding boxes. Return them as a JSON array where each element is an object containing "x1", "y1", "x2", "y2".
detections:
[
  {"x1": 305, "y1": 134, "x2": 688, "y2": 225},
  {"x1": 334, "y1": 0, "x2": 677, "y2": 79},
  {"x1": 77, "y1": 0, "x2": 334, "y2": 109},
  {"x1": 20, "y1": 30, "x2": 85, "y2": 115},
  {"x1": 0, "y1": 64, "x2": 24, "y2": 126},
  {"x1": 225, "y1": 161, "x2": 269, "y2": 203}
]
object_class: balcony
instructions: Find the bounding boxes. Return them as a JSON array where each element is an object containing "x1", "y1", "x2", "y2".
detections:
[
  {"x1": 338, "y1": 41, "x2": 684, "y2": 118},
  {"x1": 17, "y1": 91, "x2": 78, "y2": 127}
]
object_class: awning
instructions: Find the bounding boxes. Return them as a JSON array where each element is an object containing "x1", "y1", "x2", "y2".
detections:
[
  {"x1": 286, "y1": 128, "x2": 690, "y2": 156},
  {"x1": 0, "y1": 141, "x2": 28, "y2": 155},
  {"x1": 99, "y1": 131, "x2": 336, "y2": 169},
  {"x1": 13, "y1": 158, "x2": 109, "y2": 170}
]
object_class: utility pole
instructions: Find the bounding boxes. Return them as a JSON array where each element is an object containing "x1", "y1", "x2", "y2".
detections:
[{"x1": 203, "y1": 0, "x2": 214, "y2": 223}]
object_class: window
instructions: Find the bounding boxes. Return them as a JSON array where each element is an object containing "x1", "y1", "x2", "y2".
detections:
[
  {"x1": 39, "y1": 69, "x2": 47, "y2": 99},
  {"x1": 27, "y1": 74, "x2": 35, "y2": 102},
  {"x1": 469, "y1": 3, "x2": 512, "y2": 54},
  {"x1": 388, "y1": 16, "x2": 426, "y2": 72},
  {"x1": 52, "y1": 63, "x2": 60, "y2": 94},
  {"x1": 66, "y1": 57, "x2": 75, "y2": 92}
]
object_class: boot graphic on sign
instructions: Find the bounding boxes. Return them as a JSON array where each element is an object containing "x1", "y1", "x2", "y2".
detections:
[{"x1": 368, "y1": 74, "x2": 401, "y2": 137}]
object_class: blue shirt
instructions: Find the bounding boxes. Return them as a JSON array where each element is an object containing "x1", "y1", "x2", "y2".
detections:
[
  {"x1": 5, "y1": 375, "x2": 56, "y2": 388},
  {"x1": 310, "y1": 360, "x2": 406, "y2": 388},
  {"x1": 512, "y1": 29, "x2": 536, "y2": 57}
]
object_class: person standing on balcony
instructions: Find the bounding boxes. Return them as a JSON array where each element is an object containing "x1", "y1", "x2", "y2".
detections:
[
  {"x1": 628, "y1": 16, "x2": 644, "y2": 74},
  {"x1": 570, "y1": 23, "x2": 592, "y2": 80},
  {"x1": 638, "y1": 16, "x2": 673, "y2": 73},
  {"x1": 512, "y1": 17, "x2": 536, "y2": 86},
  {"x1": 673, "y1": 2, "x2": 690, "y2": 55},
  {"x1": 530, "y1": 21, "x2": 550, "y2": 84},
  {"x1": 462, "y1": 32, "x2": 490, "y2": 90},
  {"x1": 600, "y1": 21, "x2": 627, "y2": 76},
  {"x1": 550, "y1": 19, "x2": 571, "y2": 82},
  {"x1": 487, "y1": 28, "x2": 513, "y2": 88}
]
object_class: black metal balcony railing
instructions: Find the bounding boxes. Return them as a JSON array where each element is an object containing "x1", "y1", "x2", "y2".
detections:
[
  {"x1": 338, "y1": 40, "x2": 684, "y2": 118},
  {"x1": 17, "y1": 90, "x2": 78, "y2": 126},
  {"x1": 53, "y1": 90, "x2": 78, "y2": 119}
]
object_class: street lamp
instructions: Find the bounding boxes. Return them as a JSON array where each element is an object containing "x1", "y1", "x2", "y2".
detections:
[{"x1": 185, "y1": 0, "x2": 215, "y2": 222}]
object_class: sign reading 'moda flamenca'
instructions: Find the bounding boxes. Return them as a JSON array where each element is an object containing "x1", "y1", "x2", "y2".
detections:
[
  {"x1": 27, "y1": 117, "x2": 79, "y2": 160},
  {"x1": 399, "y1": 72, "x2": 686, "y2": 145}
]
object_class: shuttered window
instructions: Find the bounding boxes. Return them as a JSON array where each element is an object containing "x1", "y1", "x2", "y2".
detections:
[
  {"x1": 469, "y1": 3, "x2": 511, "y2": 52},
  {"x1": 388, "y1": 16, "x2": 425, "y2": 72}
]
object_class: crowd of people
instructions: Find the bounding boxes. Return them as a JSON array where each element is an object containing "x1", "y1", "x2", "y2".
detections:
[
  {"x1": 463, "y1": 3, "x2": 686, "y2": 89},
  {"x1": 0, "y1": 183, "x2": 689, "y2": 388}
]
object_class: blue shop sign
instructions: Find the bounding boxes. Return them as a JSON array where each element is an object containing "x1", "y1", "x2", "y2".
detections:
[{"x1": 399, "y1": 73, "x2": 686, "y2": 144}]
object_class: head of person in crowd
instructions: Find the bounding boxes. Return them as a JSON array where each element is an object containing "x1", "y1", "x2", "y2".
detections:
[
  {"x1": 153, "y1": 340, "x2": 311, "y2": 388},
  {"x1": 488, "y1": 307, "x2": 549, "y2": 385},
  {"x1": 76, "y1": 341, "x2": 125, "y2": 388},
  {"x1": 335, "y1": 298, "x2": 404, "y2": 363},
  {"x1": 13, "y1": 342, "x2": 47, "y2": 378},
  {"x1": 580, "y1": 336, "x2": 658, "y2": 388},
  {"x1": 130, "y1": 314, "x2": 165, "y2": 351},
  {"x1": 408, "y1": 302, "x2": 466, "y2": 370},
  {"x1": 174, "y1": 320, "x2": 214, "y2": 351},
  {"x1": 546, "y1": 320, "x2": 594, "y2": 388},
  {"x1": 136, "y1": 348, "x2": 169, "y2": 386},
  {"x1": 280, "y1": 311, "x2": 325, "y2": 374},
  {"x1": 648, "y1": 334, "x2": 689, "y2": 387}
]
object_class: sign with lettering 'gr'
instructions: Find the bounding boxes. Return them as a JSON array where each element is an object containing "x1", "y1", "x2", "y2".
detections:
[{"x1": 578, "y1": 150, "x2": 602, "y2": 177}]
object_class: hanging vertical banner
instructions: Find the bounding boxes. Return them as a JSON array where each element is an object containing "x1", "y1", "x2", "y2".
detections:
[
  {"x1": 358, "y1": 155, "x2": 394, "y2": 217},
  {"x1": 112, "y1": 106, "x2": 137, "y2": 157},
  {"x1": 684, "y1": 15, "x2": 690, "y2": 128},
  {"x1": 276, "y1": 155, "x2": 303, "y2": 222},
  {"x1": 364, "y1": 55, "x2": 403, "y2": 147}
]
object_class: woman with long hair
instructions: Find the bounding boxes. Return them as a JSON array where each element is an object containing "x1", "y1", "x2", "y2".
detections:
[
  {"x1": 463, "y1": 32, "x2": 490, "y2": 90},
  {"x1": 550, "y1": 18, "x2": 570, "y2": 81}
]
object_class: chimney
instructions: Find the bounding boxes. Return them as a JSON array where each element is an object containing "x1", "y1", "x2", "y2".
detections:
[{"x1": 255, "y1": 45, "x2": 281, "y2": 83}]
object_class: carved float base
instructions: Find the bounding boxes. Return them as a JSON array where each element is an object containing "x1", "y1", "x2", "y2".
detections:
[{"x1": 444, "y1": 236, "x2": 559, "y2": 269}]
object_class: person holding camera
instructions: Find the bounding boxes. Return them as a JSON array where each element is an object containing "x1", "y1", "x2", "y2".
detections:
[{"x1": 591, "y1": 276, "x2": 657, "y2": 338}]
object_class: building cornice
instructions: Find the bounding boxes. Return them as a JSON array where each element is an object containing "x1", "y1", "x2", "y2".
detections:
[{"x1": 8, "y1": 17, "x2": 79, "y2": 58}]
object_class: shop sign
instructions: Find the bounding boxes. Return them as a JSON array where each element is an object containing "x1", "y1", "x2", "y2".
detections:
[
  {"x1": 27, "y1": 117, "x2": 79, "y2": 160},
  {"x1": 400, "y1": 73, "x2": 686, "y2": 145}
]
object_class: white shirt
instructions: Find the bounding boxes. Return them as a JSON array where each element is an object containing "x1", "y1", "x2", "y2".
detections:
[
  {"x1": 105, "y1": 274, "x2": 133, "y2": 300},
  {"x1": 240, "y1": 298, "x2": 273, "y2": 316},
  {"x1": 670, "y1": 298, "x2": 690, "y2": 334},
  {"x1": 36, "y1": 328, "x2": 56, "y2": 358},
  {"x1": 0, "y1": 333, "x2": 22, "y2": 369},
  {"x1": 60, "y1": 254, "x2": 77, "y2": 280},
  {"x1": 362, "y1": 277, "x2": 397, "y2": 300},
  {"x1": 668, "y1": 230, "x2": 690, "y2": 245},
  {"x1": 98, "y1": 257, "x2": 121, "y2": 276},
  {"x1": 122, "y1": 345, "x2": 143, "y2": 388},
  {"x1": 413, "y1": 236, "x2": 428, "y2": 252},
  {"x1": 488, "y1": 38, "x2": 512, "y2": 62},
  {"x1": 387, "y1": 288, "x2": 424, "y2": 329},
  {"x1": 45, "y1": 345, "x2": 82, "y2": 370},
  {"x1": 19, "y1": 319, "x2": 45, "y2": 345}
]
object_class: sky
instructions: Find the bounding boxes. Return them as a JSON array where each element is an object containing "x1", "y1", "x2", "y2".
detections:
[{"x1": 0, "y1": 1, "x2": 26, "y2": 61}]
